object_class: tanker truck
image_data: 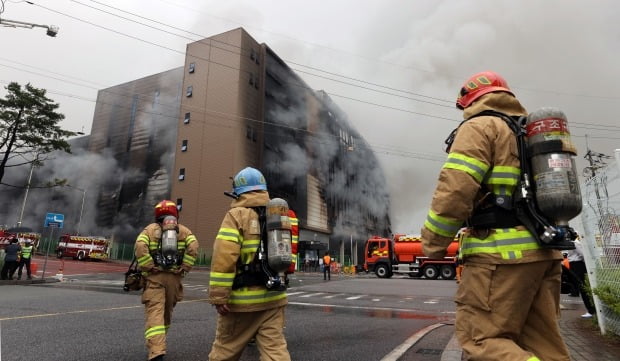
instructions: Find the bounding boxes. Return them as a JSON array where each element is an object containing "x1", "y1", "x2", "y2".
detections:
[{"x1": 363, "y1": 234, "x2": 459, "y2": 279}]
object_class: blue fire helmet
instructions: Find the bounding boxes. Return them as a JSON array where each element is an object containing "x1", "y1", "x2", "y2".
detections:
[{"x1": 233, "y1": 167, "x2": 267, "y2": 195}]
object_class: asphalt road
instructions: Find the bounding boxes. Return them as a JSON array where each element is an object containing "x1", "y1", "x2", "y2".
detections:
[{"x1": 0, "y1": 264, "x2": 459, "y2": 361}]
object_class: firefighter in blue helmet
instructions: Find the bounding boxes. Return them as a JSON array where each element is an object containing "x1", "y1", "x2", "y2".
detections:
[{"x1": 208, "y1": 167, "x2": 291, "y2": 361}]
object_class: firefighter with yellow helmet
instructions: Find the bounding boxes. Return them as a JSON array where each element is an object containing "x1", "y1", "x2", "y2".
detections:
[
  {"x1": 420, "y1": 71, "x2": 571, "y2": 361},
  {"x1": 135, "y1": 199, "x2": 199, "y2": 361},
  {"x1": 208, "y1": 167, "x2": 291, "y2": 361}
]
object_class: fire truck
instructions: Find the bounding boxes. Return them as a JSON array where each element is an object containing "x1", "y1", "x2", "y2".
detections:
[
  {"x1": 55, "y1": 234, "x2": 110, "y2": 261},
  {"x1": 0, "y1": 229, "x2": 41, "y2": 249},
  {"x1": 364, "y1": 234, "x2": 460, "y2": 279}
]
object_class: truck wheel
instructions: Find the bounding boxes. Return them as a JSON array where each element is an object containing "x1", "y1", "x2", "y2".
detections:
[
  {"x1": 375, "y1": 264, "x2": 390, "y2": 278},
  {"x1": 423, "y1": 265, "x2": 439, "y2": 280},
  {"x1": 77, "y1": 252, "x2": 86, "y2": 261},
  {"x1": 440, "y1": 265, "x2": 456, "y2": 280},
  {"x1": 56, "y1": 250, "x2": 63, "y2": 259}
]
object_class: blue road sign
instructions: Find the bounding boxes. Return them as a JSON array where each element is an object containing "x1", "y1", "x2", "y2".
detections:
[{"x1": 44, "y1": 212, "x2": 64, "y2": 228}]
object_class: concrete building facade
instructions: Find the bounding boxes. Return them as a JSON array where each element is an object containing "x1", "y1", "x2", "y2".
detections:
[{"x1": 12, "y1": 28, "x2": 392, "y2": 264}]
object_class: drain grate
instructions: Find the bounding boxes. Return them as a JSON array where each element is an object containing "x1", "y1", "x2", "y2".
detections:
[{"x1": 416, "y1": 348, "x2": 442, "y2": 355}]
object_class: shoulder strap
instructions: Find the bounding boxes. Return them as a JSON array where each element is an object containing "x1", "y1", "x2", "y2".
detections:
[{"x1": 444, "y1": 110, "x2": 524, "y2": 153}]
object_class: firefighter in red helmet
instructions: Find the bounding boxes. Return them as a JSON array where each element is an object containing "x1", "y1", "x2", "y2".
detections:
[
  {"x1": 421, "y1": 71, "x2": 570, "y2": 361},
  {"x1": 135, "y1": 200, "x2": 199, "y2": 361}
]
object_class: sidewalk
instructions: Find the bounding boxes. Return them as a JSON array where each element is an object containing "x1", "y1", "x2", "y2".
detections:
[{"x1": 441, "y1": 298, "x2": 620, "y2": 361}]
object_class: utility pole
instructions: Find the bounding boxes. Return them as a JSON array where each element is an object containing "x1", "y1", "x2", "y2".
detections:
[{"x1": 583, "y1": 138, "x2": 612, "y2": 222}]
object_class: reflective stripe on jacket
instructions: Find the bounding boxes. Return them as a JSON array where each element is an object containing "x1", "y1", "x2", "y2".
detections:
[
  {"x1": 421, "y1": 92, "x2": 561, "y2": 264},
  {"x1": 208, "y1": 190, "x2": 288, "y2": 312}
]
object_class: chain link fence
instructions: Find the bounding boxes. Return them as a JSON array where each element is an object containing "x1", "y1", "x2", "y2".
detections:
[{"x1": 581, "y1": 149, "x2": 620, "y2": 336}]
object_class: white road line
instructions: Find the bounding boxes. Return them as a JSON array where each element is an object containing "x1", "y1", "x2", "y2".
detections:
[
  {"x1": 286, "y1": 292, "x2": 305, "y2": 296},
  {"x1": 323, "y1": 293, "x2": 345, "y2": 299},
  {"x1": 346, "y1": 295, "x2": 365, "y2": 300},
  {"x1": 300, "y1": 293, "x2": 325, "y2": 298},
  {"x1": 380, "y1": 322, "x2": 445, "y2": 361}
]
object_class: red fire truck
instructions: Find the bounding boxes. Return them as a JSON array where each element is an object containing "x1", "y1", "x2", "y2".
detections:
[
  {"x1": 364, "y1": 234, "x2": 460, "y2": 279},
  {"x1": 0, "y1": 229, "x2": 41, "y2": 249},
  {"x1": 55, "y1": 234, "x2": 110, "y2": 261}
]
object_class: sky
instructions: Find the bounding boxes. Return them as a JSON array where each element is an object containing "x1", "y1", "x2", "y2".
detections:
[{"x1": 2, "y1": 0, "x2": 620, "y2": 235}]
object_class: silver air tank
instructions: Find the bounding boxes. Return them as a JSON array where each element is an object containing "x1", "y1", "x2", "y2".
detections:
[
  {"x1": 265, "y1": 198, "x2": 292, "y2": 273},
  {"x1": 526, "y1": 107, "x2": 582, "y2": 226},
  {"x1": 161, "y1": 215, "x2": 179, "y2": 266}
]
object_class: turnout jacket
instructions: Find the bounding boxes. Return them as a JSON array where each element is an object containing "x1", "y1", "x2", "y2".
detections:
[
  {"x1": 135, "y1": 223, "x2": 198, "y2": 273},
  {"x1": 208, "y1": 190, "x2": 288, "y2": 312},
  {"x1": 421, "y1": 92, "x2": 562, "y2": 264}
]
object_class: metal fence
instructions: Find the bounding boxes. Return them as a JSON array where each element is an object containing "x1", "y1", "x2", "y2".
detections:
[{"x1": 581, "y1": 149, "x2": 620, "y2": 336}]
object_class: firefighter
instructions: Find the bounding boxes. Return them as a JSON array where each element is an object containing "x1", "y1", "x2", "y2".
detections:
[
  {"x1": 17, "y1": 239, "x2": 34, "y2": 280},
  {"x1": 208, "y1": 167, "x2": 291, "y2": 361},
  {"x1": 135, "y1": 200, "x2": 198, "y2": 361},
  {"x1": 420, "y1": 71, "x2": 570, "y2": 361}
]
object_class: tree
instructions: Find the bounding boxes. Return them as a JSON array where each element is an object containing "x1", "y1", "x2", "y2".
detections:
[{"x1": 0, "y1": 82, "x2": 76, "y2": 185}]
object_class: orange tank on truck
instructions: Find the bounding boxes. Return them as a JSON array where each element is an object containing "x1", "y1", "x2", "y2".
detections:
[
  {"x1": 55, "y1": 234, "x2": 110, "y2": 261},
  {"x1": 363, "y1": 234, "x2": 459, "y2": 279}
]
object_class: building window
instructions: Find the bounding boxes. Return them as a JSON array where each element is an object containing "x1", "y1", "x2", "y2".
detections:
[
  {"x1": 176, "y1": 198, "x2": 183, "y2": 211},
  {"x1": 249, "y1": 73, "x2": 255, "y2": 86},
  {"x1": 188, "y1": 62, "x2": 195, "y2": 73},
  {"x1": 246, "y1": 126, "x2": 257, "y2": 142},
  {"x1": 186, "y1": 86, "x2": 193, "y2": 97},
  {"x1": 250, "y1": 49, "x2": 256, "y2": 61},
  {"x1": 178, "y1": 168, "x2": 185, "y2": 181},
  {"x1": 181, "y1": 140, "x2": 188, "y2": 152},
  {"x1": 184, "y1": 112, "x2": 190, "y2": 124}
]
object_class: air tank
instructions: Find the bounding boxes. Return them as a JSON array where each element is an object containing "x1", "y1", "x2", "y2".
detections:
[
  {"x1": 266, "y1": 198, "x2": 292, "y2": 272},
  {"x1": 161, "y1": 215, "x2": 179, "y2": 266},
  {"x1": 526, "y1": 107, "x2": 582, "y2": 226}
]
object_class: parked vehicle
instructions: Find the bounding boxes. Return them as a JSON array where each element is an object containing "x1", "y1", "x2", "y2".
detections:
[
  {"x1": 364, "y1": 234, "x2": 459, "y2": 279},
  {"x1": 55, "y1": 234, "x2": 110, "y2": 261}
]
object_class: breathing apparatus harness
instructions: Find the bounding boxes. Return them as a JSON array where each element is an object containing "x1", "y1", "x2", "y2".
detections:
[
  {"x1": 225, "y1": 191, "x2": 291, "y2": 292},
  {"x1": 152, "y1": 215, "x2": 183, "y2": 269},
  {"x1": 445, "y1": 110, "x2": 576, "y2": 250}
]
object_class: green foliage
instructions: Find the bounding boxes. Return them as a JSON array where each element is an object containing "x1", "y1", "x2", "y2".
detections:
[
  {"x1": 0, "y1": 82, "x2": 76, "y2": 184},
  {"x1": 593, "y1": 269, "x2": 620, "y2": 317}
]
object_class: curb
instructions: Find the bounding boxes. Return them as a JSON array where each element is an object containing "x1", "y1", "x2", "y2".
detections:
[{"x1": 441, "y1": 334, "x2": 463, "y2": 361}]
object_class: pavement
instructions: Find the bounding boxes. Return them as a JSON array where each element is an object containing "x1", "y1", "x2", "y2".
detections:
[
  {"x1": 2, "y1": 273, "x2": 619, "y2": 361},
  {"x1": 439, "y1": 297, "x2": 620, "y2": 361}
]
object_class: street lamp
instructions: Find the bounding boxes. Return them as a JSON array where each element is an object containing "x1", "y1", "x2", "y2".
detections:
[
  {"x1": 0, "y1": 18, "x2": 59, "y2": 37},
  {"x1": 65, "y1": 185, "x2": 86, "y2": 236}
]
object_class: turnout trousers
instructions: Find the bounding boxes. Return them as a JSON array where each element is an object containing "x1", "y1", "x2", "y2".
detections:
[
  {"x1": 141, "y1": 272, "x2": 183, "y2": 360},
  {"x1": 209, "y1": 305, "x2": 290, "y2": 361},
  {"x1": 455, "y1": 261, "x2": 570, "y2": 361}
]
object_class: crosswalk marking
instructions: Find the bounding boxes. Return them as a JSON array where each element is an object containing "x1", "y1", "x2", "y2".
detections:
[
  {"x1": 345, "y1": 295, "x2": 365, "y2": 300},
  {"x1": 323, "y1": 293, "x2": 345, "y2": 299},
  {"x1": 300, "y1": 292, "x2": 325, "y2": 298}
]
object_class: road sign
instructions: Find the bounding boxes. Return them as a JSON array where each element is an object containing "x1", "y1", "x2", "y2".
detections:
[{"x1": 44, "y1": 212, "x2": 64, "y2": 228}]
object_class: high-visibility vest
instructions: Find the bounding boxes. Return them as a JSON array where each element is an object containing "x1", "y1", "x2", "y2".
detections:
[
  {"x1": 323, "y1": 255, "x2": 331, "y2": 265},
  {"x1": 21, "y1": 245, "x2": 33, "y2": 259}
]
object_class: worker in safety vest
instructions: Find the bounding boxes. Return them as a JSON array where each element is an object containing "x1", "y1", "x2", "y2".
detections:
[
  {"x1": 208, "y1": 167, "x2": 291, "y2": 361},
  {"x1": 135, "y1": 200, "x2": 199, "y2": 361},
  {"x1": 322, "y1": 252, "x2": 331, "y2": 281},
  {"x1": 17, "y1": 239, "x2": 34, "y2": 280},
  {"x1": 420, "y1": 71, "x2": 570, "y2": 361}
]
